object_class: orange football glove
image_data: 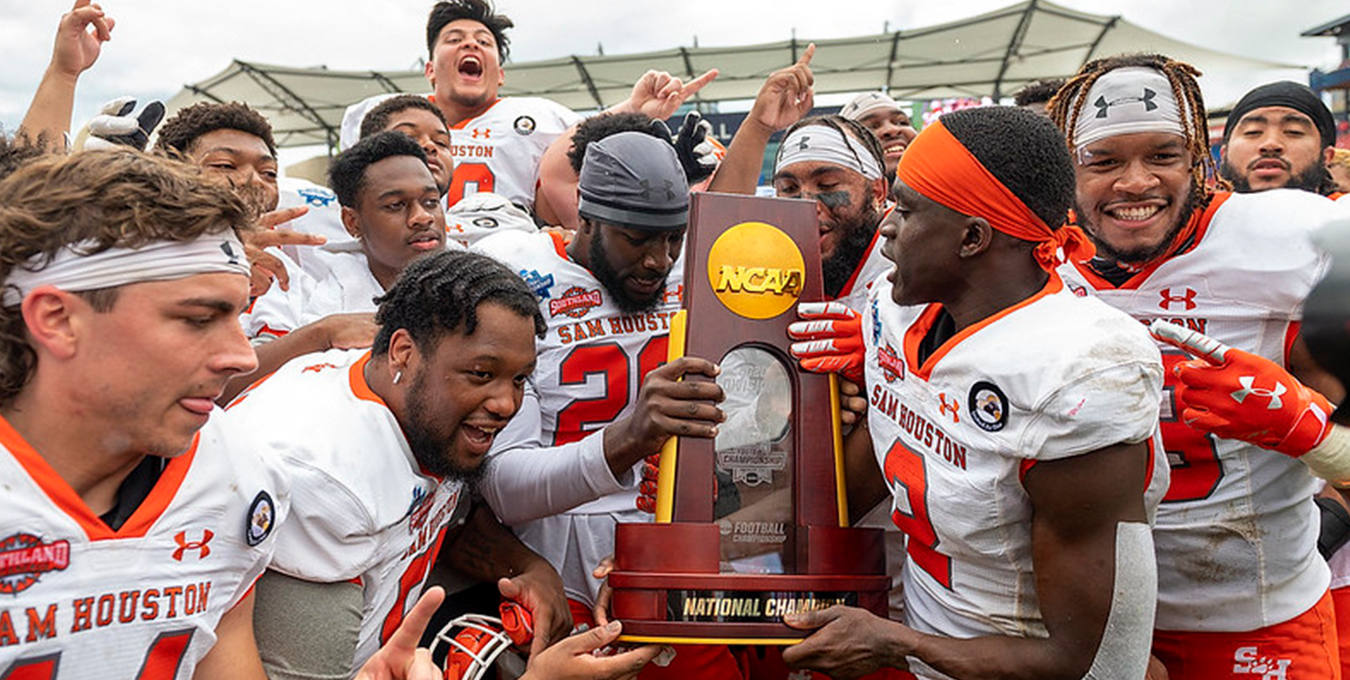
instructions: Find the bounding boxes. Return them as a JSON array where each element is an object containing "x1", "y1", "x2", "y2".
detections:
[
  {"x1": 787, "y1": 301, "x2": 865, "y2": 385},
  {"x1": 498, "y1": 600, "x2": 534, "y2": 648},
  {"x1": 1150, "y1": 320, "x2": 1333, "y2": 457},
  {"x1": 635, "y1": 454, "x2": 660, "y2": 513}
]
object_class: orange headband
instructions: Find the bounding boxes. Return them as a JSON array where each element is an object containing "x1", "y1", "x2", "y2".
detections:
[{"x1": 896, "y1": 118, "x2": 1094, "y2": 271}]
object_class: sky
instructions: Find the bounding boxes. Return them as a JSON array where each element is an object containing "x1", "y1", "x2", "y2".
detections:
[{"x1": 1, "y1": 0, "x2": 1345, "y2": 144}]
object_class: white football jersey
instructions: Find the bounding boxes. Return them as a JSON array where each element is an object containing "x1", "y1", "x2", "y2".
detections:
[
  {"x1": 473, "y1": 230, "x2": 681, "y2": 605},
  {"x1": 341, "y1": 93, "x2": 578, "y2": 213},
  {"x1": 276, "y1": 177, "x2": 356, "y2": 278},
  {"x1": 220, "y1": 349, "x2": 464, "y2": 668},
  {"x1": 445, "y1": 97, "x2": 580, "y2": 211},
  {"x1": 240, "y1": 249, "x2": 385, "y2": 342},
  {"x1": 0, "y1": 415, "x2": 288, "y2": 679},
  {"x1": 1057, "y1": 189, "x2": 1337, "y2": 631},
  {"x1": 862, "y1": 276, "x2": 1166, "y2": 679}
]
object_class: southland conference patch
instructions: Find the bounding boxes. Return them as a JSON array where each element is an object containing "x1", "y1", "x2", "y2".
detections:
[
  {"x1": 0, "y1": 533, "x2": 70, "y2": 594},
  {"x1": 246, "y1": 491, "x2": 275, "y2": 547},
  {"x1": 968, "y1": 381, "x2": 1008, "y2": 433}
]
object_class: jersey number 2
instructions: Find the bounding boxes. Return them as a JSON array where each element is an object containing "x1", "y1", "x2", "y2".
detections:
[{"x1": 883, "y1": 440, "x2": 953, "y2": 589}]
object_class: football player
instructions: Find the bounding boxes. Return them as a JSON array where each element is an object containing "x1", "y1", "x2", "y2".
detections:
[
  {"x1": 226, "y1": 249, "x2": 572, "y2": 678},
  {"x1": 783, "y1": 105, "x2": 1168, "y2": 680},
  {"x1": 1049, "y1": 53, "x2": 1348, "y2": 678},
  {"x1": 474, "y1": 131, "x2": 739, "y2": 678}
]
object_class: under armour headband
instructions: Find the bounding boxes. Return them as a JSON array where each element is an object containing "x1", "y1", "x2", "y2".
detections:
[
  {"x1": 776, "y1": 125, "x2": 884, "y2": 180},
  {"x1": 1071, "y1": 67, "x2": 1186, "y2": 149},
  {"x1": 3, "y1": 231, "x2": 251, "y2": 306}
]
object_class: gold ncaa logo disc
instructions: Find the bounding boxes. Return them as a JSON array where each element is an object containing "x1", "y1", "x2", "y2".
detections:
[{"x1": 707, "y1": 222, "x2": 806, "y2": 320}]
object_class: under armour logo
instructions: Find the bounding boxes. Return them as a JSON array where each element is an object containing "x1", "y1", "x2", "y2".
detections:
[
  {"x1": 1093, "y1": 88, "x2": 1158, "y2": 119},
  {"x1": 796, "y1": 135, "x2": 811, "y2": 151},
  {"x1": 220, "y1": 241, "x2": 241, "y2": 266},
  {"x1": 937, "y1": 393, "x2": 960, "y2": 423},
  {"x1": 172, "y1": 530, "x2": 213, "y2": 561},
  {"x1": 636, "y1": 179, "x2": 677, "y2": 201},
  {"x1": 1231, "y1": 376, "x2": 1287, "y2": 410},
  {"x1": 1159, "y1": 287, "x2": 1197, "y2": 311},
  {"x1": 471, "y1": 128, "x2": 490, "y2": 139}
]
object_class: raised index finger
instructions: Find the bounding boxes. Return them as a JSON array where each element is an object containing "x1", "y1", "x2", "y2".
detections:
[
  {"x1": 1148, "y1": 319, "x2": 1229, "y2": 365},
  {"x1": 796, "y1": 43, "x2": 816, "y2": 69},
  {"x1": 681, "y1": 69, "x2": 719, "y2": 97}
]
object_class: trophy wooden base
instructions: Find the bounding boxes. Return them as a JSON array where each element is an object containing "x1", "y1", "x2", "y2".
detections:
[{"x1": 610, "y1": 522, "x2": 889, "y2": 644}]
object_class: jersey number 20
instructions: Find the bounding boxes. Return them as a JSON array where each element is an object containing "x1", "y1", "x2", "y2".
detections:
[{"x1": 554, "y1": 337, "x2": 668, "y2": 446}]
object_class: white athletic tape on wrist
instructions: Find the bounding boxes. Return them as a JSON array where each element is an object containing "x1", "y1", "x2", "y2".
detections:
[
  {"x1": 1083, "y1": 522, "x2": 1157, "y2": 680},
  {"x1": 3, "y1": 231, "x2": 251, "y2": 306},
  {"x1": 1304, "y1": 425, "x2": 1350, "y2": 486},
  {"x1": 777, "y1": 127, "x2": 883, "y2": 180}
]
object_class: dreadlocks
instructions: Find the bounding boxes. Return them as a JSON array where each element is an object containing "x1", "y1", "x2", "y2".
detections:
[{"x1": 1048, "y1": 53, "x2": 1227, "y2": 194}]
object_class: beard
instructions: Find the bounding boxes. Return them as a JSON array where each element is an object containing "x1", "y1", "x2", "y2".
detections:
[
  {"x1": 402, "y1": 368, "x2": 487, "y2": 484},
  {"x1": 1221, "y1": 157, "x2": 1329, "y2": 194},
  {"x1": 822, "y1": 203, "x2": 880, "y2": 299},
  {"x1": 1077, "y1": 183, "x2": 1201, "y2": 266},
  {"x1": 589, "y1": 229, "x2": 667, "y2": 314}
]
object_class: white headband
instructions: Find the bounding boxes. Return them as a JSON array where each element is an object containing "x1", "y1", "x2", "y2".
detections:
[
  {"x1": 776, "y1": 126, "x2": 884, "y2": 180},
  {"x1": 1072, "y1": 67, "x2": 1187, "y2": 149},
  {"x1": 3, "y1": 231, "x2": 251, "y2": 306}
]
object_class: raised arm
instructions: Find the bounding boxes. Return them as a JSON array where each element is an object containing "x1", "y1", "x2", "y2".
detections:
[
  {"x1": 707, "y1": 44, "x2": 815, "y2": 195},
  {"x1": 20, "y1": 0, "x2": 114, "y2": 148}
]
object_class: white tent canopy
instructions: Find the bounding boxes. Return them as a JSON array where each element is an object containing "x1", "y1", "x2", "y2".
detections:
[{"x1": 166, "y1": 0, "x2": 1300, "y2": 150}]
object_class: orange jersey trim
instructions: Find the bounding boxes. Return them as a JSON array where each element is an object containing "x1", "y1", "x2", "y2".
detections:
[
  {"x1": 1069, "y1": 192, "x2": 1234, "y2": 291},
  {"x1": 0, "y1": 412, "x2": 196, "y2": 541},
  {"x1": 348, "y1": 351, "x2": 386, "y2": 406},
  {"x1": 549, "y1": 231, "x2": 569, "y2": 260},
  {"x1": 903, "y1": 274, "x2": 1064, "y2": 381}
]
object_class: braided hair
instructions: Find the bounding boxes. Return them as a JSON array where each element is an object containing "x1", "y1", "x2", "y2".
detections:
[
  {"x1": 372, "y1": 249, "x2": 545, "y2": 357},
  {"x1": 1048, "y1": 53, "x2": 1226, "y2": 194}
]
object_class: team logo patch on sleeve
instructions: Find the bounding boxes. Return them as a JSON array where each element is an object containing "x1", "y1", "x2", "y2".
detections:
[
  {"x1": 0, "y1": 533, "x2": 70, "y2": 594},
  {"x1": 246, "y1": 491, "x2": 276, "y2": 547},
  {"x1": 519, "y1": 269, "x2": 555, "y2": 299},
  {"x1": 549, "y1": 286, "x2": 603, "y2": 318},
  {"x1": 513, "y1": 116, "x2": 536, "y2": 136},
  {"x1": 968, "y1": 381, "x2": 1009, "y2": 432}
]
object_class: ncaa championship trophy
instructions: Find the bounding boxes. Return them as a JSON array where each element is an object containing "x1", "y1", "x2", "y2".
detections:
[{"x1": 610, "y1": 192, "x2": 889, "y2": 644}]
